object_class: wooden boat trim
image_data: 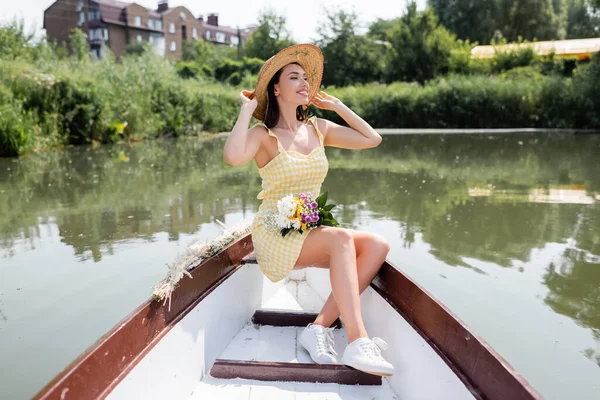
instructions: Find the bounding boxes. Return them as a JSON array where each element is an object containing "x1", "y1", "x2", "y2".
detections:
[
  {"x1": 210, "y1": 359, "x2": 382, "y2": 386},
  {"x1": 33, "y1": 234, "x2": 253, "y2": 400},
  {"x1": 252, "y1": 309, "x2": 343, "y2": 329},
  {"x1": 371, "y1": 260, "x2": 543, "y2": 400}
]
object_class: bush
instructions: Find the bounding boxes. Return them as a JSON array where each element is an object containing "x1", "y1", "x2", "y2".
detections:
[
  {"x1": 492, "y1": 46, "x2": 538, "y2": 73},
  {"x1": 572, "y1": 53, "x2": 600, "y2": 128},
  {"x1": 498, "y1": 66, "x2": 545, "y2": 81},
  {"x1": 176, "y1": 61, "x2": 199, "y2": 79},
  {"x1": 213, "y1": 57, "x2": 265, "y2": 84},
  {"x1": 322, "y1": 71, "x2": 595, "y2": 129},
  {"x1": 0, "y1": 101, "x2": 36, "y2": 156}
]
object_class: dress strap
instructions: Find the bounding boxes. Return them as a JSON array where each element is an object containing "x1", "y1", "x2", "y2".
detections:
[
  {"x1": 308, "y1": 116, "x2": 325, "y2": 146},
  {"x1": 255, "y1": 122, "x2": 285, "y2": 153}
]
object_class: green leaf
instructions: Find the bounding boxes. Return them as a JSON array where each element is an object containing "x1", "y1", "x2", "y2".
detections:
[
  {"x1": 323, "y1": 204, "x2": 336, "y2": 211},
  {"x1": 317, "y1": 191, "x2": 328, "y2": 208}
]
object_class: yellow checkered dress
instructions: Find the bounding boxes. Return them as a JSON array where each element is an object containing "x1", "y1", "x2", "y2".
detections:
[{"x1": 251, "y1": 116, "x2": 329, "y2": 282}]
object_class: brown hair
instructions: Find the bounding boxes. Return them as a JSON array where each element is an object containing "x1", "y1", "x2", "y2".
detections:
[{"x1": 264, "y1": 63, "x2": 310, "y2": 128}]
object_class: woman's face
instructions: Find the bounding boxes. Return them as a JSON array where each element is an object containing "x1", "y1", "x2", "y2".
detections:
[{"x1": 274, "y1": 63, "x2": 309, "y2": 106}]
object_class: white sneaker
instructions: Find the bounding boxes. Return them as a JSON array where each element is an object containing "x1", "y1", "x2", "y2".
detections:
[
  {"x1": 341, "y1": 337, "x2": 395, "y2": 376},
  {"x1": 299, "y1": 323, "x2": 338, "y2": 364}
]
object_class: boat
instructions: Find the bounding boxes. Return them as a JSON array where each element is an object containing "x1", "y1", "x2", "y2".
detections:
[{"x1": 33, "y1": 233, "x2": 543, "y2": 400}]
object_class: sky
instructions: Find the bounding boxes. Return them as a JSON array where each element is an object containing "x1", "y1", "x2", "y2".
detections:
[{"x1": 3, "y1": 0, "x2": 426, "y2": 43}]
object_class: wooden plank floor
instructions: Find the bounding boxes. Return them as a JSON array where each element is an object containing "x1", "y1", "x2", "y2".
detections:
[{"x1": 190, "y1": 280, "x2": 400, "y2": 399}]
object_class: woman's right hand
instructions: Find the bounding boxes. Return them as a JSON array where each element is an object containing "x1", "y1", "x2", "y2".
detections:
[{"x1": 240, "y1": 90, "x2": 258, "y2": 111}]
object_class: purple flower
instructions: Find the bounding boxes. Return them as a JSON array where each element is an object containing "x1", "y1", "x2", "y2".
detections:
[
  {"x1": 310, "y1": 201, "x2": 318, "y2": 209},
  {"x1": 312, "y1": 215, "x2": 319, "y2": 223},
  {"x1": 299, "y1": 193, "x2": 306, "y2": 199}
]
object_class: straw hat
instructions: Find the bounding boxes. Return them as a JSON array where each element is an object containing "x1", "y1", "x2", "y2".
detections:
[{"x1": 244, "y1": 44, "x2": 324, "y2": 122}]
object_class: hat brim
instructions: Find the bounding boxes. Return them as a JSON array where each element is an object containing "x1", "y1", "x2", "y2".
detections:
[{"x1": 249, "y1": 44, "x2": 324, "y2": 122}]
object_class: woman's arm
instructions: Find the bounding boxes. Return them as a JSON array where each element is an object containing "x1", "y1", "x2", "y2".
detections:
[
  {"x1": 223, "y1": 91, "x2": 263, "y2": 166},
  {"x1": 312, "y1": 91, "x2": 382, "y2": 150}
]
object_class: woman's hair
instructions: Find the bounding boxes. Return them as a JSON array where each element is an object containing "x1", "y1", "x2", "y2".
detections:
[{"x1": 264, "y1": 62, "x2": 310, "y2": 128}]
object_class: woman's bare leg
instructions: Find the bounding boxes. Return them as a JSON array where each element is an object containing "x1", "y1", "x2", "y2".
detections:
[
  {"x1": 309, "y1": 232, "x2": 390, "y2": 329},
  {"x1": 294, "y1": 227, "x2": 366, "y2": 342}
]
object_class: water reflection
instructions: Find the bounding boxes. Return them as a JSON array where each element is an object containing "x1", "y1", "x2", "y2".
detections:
[
  {"x1": 0, "y1": 139, "x2": 261, "y2": 261},
  {"x1": 0, "y1": 133, "x2": 600, "y2": 398}
]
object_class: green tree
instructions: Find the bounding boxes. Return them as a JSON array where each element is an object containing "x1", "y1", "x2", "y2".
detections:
[
  {"x1": 243, "y1": 10, "x2": 295, "y2": 60},
  {"x1": 566, "y1": 0, "x2": 600, "y2": 38},
  {"x1": 367, "y1": 18, "x2": 398, "y2": 41},
  {"x1": 182, "y1": 39, "x2": 213, "y2": 62},
  {"x1": 316, "y1": 9, "x2": 386, "y2": 87},
  {"x1": 384, "y1": 2, "x2": 462, "y2": 83},
  {"x1": 497, "y1": 0, "x2": 568, "y2": 41},
  {"x1": 125, "y1": 42, "x2": 151, "y2": 56},
  {"x1": 0, "y1": 20, "x2": 35, "y2": 60},
  {"x1": 428, "y1": 0, "x2": 498, "y2": 44},
  {"x1": 69, "y1": 28, "x2": 90, "y2": 62},
  {"x1": 430, "y1": 0, "x2": 570, "y2": 43}
]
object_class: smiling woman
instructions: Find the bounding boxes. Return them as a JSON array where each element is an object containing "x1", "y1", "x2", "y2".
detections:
[{"x1": 222, "y1": 43, "x2": 392, "y2": 377}]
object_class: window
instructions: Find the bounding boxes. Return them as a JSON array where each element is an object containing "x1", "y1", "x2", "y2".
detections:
[
  {"x1": 137, "y1": 35, "x2": 142, "y2": 43},
  {"x1": 215, "y1": 32, "x2": 225, "y2": 43},
  {"x1": 170, "y1": 41, "x2": 176, "y2": 52},
  {"x1": 79, "y1": 11, "x2": 85, "y2": 26},
  {"x1": 155, "y1": 20, "x2": 163, "y2": 30},
  {"x1": 134, "y1": 16, "x2": 141, "y2": 27},
  {"x1": 180, "y1": 12, "x2": 186, "y2": 20},
  {"x1": 192, "y1": 27, "x2": 197, "y2": 39},
  {"x1": 150, "y1": 34, "x2": 165, "y2": 56},
  {"x1": 169, "y1": 23, "x2": 176, "y2": 34},
  {"x1": 205, "y1": 30, "x2": 211, "y2": 40},
  {"x1": 230, "y1": 35, "x2": 239, "y2": 46},
  {"x1": 103, "y1": 29, "x2": 109, "y2": 41},
  {"x1": 148, "y1": 19, "x2": 154, "y2": 29},
  {"x1": 88, "y1": 10, "x2": 100, "y2": 21}
]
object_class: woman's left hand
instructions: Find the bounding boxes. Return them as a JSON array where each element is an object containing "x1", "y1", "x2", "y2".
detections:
[{"x1": 311, "y1": 91, "x2": 343, "y2": 111}]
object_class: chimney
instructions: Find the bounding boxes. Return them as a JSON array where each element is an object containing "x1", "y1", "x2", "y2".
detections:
[
  {"x1": 157, "y1": 0, "x2": 169, "y2": 13},
  {"x1": 198, "y1": 15, "x2": 204, "y2": 23},
  {"x1": 207, "y1": 13, "x2": 218, "y2": 26}
]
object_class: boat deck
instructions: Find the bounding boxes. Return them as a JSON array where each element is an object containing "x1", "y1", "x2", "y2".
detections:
[{"x1": 189, "y1": 280, "x2": 400, "y2": 399}]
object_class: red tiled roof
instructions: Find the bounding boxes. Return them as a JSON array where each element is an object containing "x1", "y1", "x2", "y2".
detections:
[
  {"x1": 90, "y1": 1, "x2": 255, "y2": 34},
  {"x1": 95, "y1": 2, "x2": 127, "y2": 26}
]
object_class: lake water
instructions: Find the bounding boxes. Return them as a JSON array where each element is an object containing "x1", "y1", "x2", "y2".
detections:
[{"x1": 0, "y1": 133, "x2": 599, "y2": 399}]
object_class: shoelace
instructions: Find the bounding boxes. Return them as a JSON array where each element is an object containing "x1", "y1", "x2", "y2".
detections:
[
  {"x1": 359, "y1": 337, "x2": 388, "y2": 360},
  {"x1": 315, "y1": 326, "x2": 338, "y2": 357}
]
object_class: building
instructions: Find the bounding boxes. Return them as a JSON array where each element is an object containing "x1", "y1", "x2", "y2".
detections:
[
  {"x1": 43, "y1": 0, "x2": 256, "y2": 59},
  {"x1": 471, "y1": 38, "x2": 600, "y2": 61}
]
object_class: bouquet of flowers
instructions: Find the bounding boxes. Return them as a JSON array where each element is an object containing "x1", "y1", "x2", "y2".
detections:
[{"x1": 264, "y1": 191, "x2": 339, "y2": 237}]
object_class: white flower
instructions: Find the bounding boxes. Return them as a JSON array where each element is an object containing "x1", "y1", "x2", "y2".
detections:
[
  {"x1": 277, "y1": 194, "x2": 296, "y2": 217},
  {"x1": 277, "y1": 214, "x2": 292, "y2": 229},
  {"x1": 292, "y1": 220, "x2": 302, "y2": 230}
]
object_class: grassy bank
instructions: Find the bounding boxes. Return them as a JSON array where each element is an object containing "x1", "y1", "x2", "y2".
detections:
[{"x1": 1, "y1": 27, "x2": 599, "y2": 157}]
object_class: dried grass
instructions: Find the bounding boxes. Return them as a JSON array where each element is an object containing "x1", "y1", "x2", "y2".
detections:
[{"x1": 152, "y1": 219, "x2": 251, "y2": 310}]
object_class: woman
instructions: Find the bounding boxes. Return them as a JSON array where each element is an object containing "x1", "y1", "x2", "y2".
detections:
[{"x1": 223, "y1": 44, "x2": 394, "y2": 377}]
